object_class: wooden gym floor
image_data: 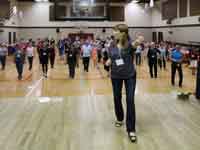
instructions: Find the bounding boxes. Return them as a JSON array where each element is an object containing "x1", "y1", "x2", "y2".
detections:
[{"x1": 0, "y1": 55, "x2": 200, "y2": 150}]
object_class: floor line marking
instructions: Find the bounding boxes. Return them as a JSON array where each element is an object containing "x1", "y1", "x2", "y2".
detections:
[{"x1": 25, "y1": 77, "x2": 43, "y2": 97}]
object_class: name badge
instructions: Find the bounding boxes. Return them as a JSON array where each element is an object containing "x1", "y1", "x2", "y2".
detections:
[
  {"x1": 43, "y1": 52, "x2": 47, "y2": 55},
  {"x1": 69, "y1": 54, "x2": 72, "y2": 57},
  {"x1": 115, "y1": 59, "x2": 124, "y2": 66},
  {"x1": 17, "y1": 54, "x2": 20, "y2": 58}
]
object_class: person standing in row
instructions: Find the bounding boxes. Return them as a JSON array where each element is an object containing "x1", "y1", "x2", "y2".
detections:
[
  {"x1": 67, "y1": 43, "x2": 77, "y2": 78},
  {"x1": 49, "y1": 43, "x2": 56, "y2": 69},
  {"x1": 26, "y1": 43, "x2": 34, "y2": 71},
  {"x1": 0, "y1": 43, "x2": 8, "y2": 70},
  {"x1": 158, "y1": 44, "x2": 167, "y2": 70},
  {"x1": 135, "y1": 44, "x2": 142, "y2": 65},
  {"x1": 147, "y1": 43, "x2": 160, "y2": 78},
  {"x1": 14, "y1": 45, "x2": 25, "y2": 80},
  {"x1": 40, "y1": 42, "x2": 49, "y2": 78},
  {"x1": 170, "y1": 45, "x2": 183, "y2": 87},
  {"x1": 102, "y1": 47, "x2": 110, "y2": 77},
  {"x1": 73, "y1": 37, "x2": 81, "y2": 68},
  {"x1": 81, "y1": 40, "x2": 92, "y2": 72},
  {"x1": 96, "y1": 39, "x2": 102, "y2": 63},
  {"x1": 107, "y1": 24, "x2": 137, "y2": 143}
]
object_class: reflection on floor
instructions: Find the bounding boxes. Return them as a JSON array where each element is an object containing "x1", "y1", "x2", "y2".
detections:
[{"x1": 0, "y1": 57, "x2": 200, "y2": 149}]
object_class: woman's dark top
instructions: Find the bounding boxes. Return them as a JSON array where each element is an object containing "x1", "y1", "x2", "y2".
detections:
[
  {"x1": 49, "y1": 47, "x2": 55, "y2": 57},
  {"x1": 147, "y1": 48, "x2": 160, "y2": 62},
  {"x1": 15, "y1": 50, "x2": 25, "y2": 64},
  {"x1": 40, "y1": 47, "x2": 49, "y2": 64},
  {"x1": 67, "y1": 46, "x2": 76, "y2": 65},
  {"x1": 109, "y1": 45, "x2": 135, "y2": 79}
]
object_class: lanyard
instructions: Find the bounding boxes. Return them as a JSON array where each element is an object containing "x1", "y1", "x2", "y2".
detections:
[{"x1": 117, "y1": 47, "x2": 122, "y2": 59}]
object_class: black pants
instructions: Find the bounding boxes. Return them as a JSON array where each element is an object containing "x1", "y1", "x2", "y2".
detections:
[
  {"x1": 196, "y1": 61, "x2": 200, "y2": 99},
  {"x1": 171, "y1": 62, "x2": 183, "y2": 87},
  {"x1": 158, "y1": 57, "x2": 166, "y2": 69},
  {"x1": 38, "y1": 55, "x2": 42, "y2": 64},
  {"x1": 135, "y1": 53, "x2": 141, "y2": 65},
  {"x1": 0, "y1": 56, "x2": 6, "y2": 70},
  {"x1": 83, "y1": 57, "x2": 90, "y2": 72},
  {"x1": 149, "y1": 60, "x2": 157, "y2": 78},
  {"x1": 27, "y1": 56, "x2": 33, "y2": 70},
  {"x1": 50, "y1": 55, "x2": 55, "y2": 68},
  {"x1": 16, "y1": 62, "x2": 23, "y2": 79},
  {"x1": 111, "y1": 74, "x2": 136, "y2": 132},
  {"x1": 68, "y1": 63, "x2": 75, "y2": 78},
  {"x1": 98, "y1": 52, "x2": 102, "y2": 63},
  {"x1": 104, "y1": 65, "x2": 110, "y2": 72},
  {"x1": 42, "y1": 63, "x2": 48, "y2": 74}
]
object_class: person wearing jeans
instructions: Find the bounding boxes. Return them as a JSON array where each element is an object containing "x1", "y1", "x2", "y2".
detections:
[
  {"x1": 107, "y1": 24, "x2": 137, "y2": 143},
  {"x1": 14, "y1": 46, "x2": 25, "y2": 80},
  {"x1": 81, "y1": 40, "x2": 92, "y2": 72},
  {"x1": 135, "y1": 45, "x2": 142, "y2": 65},
  {"x1": 26, "y1": 43, "x2": 34, "y2": 71},
  {"x1": 159, "y1": 44, "x2": 167, "y2": 70}
]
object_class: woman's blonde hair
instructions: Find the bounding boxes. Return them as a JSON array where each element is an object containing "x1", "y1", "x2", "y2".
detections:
[{"x1": 113, "y1": 24, "x2": 129, "y2": 34}]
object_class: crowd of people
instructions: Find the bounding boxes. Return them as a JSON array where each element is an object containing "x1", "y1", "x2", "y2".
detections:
[
  {"x1": 0, "y1": 36, "x2": 113, "y2": 80},
  {"x1": 0, "y1": 35, "x2": 199, "y2": 83}
]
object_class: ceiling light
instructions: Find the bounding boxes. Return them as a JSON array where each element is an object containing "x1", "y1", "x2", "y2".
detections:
[
  {"x1": 150, "y1": 0, "x2": 154, "y2": 7},
  {"x1": 132, "y1": 0, "x2": 140, "y2": 3},
  {"x1": 145, "y1": 3, "x2": 149, "y2": 9},
  {"x1": 35, "y1": 0, "x2": 49, "y2": 2}
]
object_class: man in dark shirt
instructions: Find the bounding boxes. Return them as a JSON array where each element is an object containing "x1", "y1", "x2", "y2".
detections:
[
  {"x1": 67, "y1": 43, "x2": 77, "y2": 78},
  {"x1": 107, "y1": 24, "x2": 137, "y2": 143},
  {"x1": 147, "y1": 42, "x2": 160, "y2": 78}
]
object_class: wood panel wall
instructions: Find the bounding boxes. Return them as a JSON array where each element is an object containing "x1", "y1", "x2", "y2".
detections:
[
  {"x1": 190, "y1": 0, "x2": 200, "y2": 16},
  {"x1": 179, "y1": 0, "x2": 187, "y2": 18},
  {"x1": 162, "y1": 0, "x2": 177, "y2": 20}
]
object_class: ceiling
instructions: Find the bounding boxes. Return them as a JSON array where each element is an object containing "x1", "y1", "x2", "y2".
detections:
[{"x1": 17, "y1": 0, "x2": 160, "y2": 3}]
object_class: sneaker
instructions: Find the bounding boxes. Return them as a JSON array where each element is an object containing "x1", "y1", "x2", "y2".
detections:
[
  {"x1": 115, "y1": 121, "x2": 123, "y2": 127},
  {"x1": 128, "y1": 132, "x2": 137, "y2": 143}
]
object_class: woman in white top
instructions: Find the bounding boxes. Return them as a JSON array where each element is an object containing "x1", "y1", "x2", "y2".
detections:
[
  {"x1": 158, "y1": 44, "x2": 167, "y2": 70},
  {"x1": 26, "y1": 43, "x2": 34, "y2": 71}
]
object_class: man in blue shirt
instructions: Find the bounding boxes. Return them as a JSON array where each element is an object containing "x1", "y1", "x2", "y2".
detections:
[
  {"x1": 81, "y1": 40, "x2": 92, "y2": 72},
  {"x1": 170, "y1": 45, "x2": 183, "y2": 87}
]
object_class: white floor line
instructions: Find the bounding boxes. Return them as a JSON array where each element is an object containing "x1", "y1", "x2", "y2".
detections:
[{"x1": 25, "y1": 77, "x2": 43, "y2": 97}]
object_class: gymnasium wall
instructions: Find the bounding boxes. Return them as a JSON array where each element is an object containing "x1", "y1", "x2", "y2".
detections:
[
  {"x1": 1, "y1": 1, "x2": 152, "y2": 42},
  {"x1": 151, "y1": 0, "x2": 200, "y2": 44}
]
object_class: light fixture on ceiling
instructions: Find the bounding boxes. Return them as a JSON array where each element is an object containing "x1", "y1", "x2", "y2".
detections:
[
  {"x1": 145, "y1": 3, "x2": 149, "y2": 9},
  {"x1": 150, "y1": 0, "x2": 154, "y2": 7},
  {"x1": 35, "y1": 0, "x2": 49, "y2": 2},
  {"x1": 132, "y1": 0, "x2": 140, "y2": 3}
]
